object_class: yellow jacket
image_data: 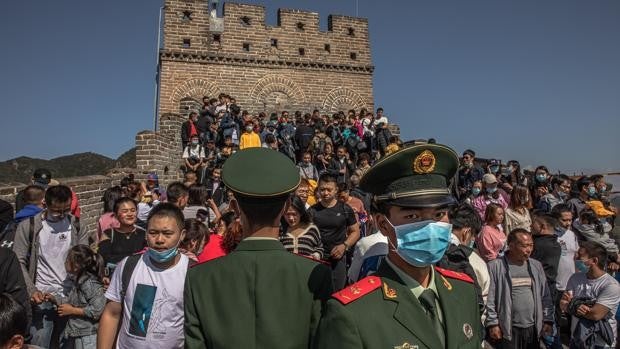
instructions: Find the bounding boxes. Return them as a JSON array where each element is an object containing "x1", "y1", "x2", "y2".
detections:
[{"x1": 239, "y1": 132, "x2": 261, "y2": 150}]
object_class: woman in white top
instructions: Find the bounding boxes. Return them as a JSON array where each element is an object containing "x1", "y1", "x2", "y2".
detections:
[{"x1": 503, "y1": 185, "x2": 532, "y2": 234}]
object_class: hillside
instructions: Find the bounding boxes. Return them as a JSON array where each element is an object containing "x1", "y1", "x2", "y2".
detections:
[{"x1": 0, "y1": 148, "x2": 136, "y2": 185}]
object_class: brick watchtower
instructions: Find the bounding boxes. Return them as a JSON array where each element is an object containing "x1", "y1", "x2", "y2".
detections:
[{"x1": 157, "y1": 0, "x2": 374, "y2": 119}]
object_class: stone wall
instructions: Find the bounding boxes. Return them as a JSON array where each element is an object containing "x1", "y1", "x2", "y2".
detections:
[
  {"x1": 136, "y1": 115, "x2": 184, "y2": 182},
  {"x1": 159, "y1": 0, "x2": 374, "y2": 116}
]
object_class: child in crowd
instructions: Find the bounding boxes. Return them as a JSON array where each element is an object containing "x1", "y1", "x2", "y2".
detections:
[
  {"x1": 385, "y1": 135, "x2": 400, "y2": 155},
  {"x1": 137, "y1": 190, "x2": 160, "y2": 229},
  {"x1": 46, "y1": 245, "x2": 106, "y2": 349},
  {"x1": 184, "y1": 170, "x2": 198, "y2": 187}
]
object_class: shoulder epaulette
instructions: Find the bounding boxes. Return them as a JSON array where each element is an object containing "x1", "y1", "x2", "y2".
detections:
[
  {"x1": 332, "y1": 276, "x2": 381, "y2": 305},
  {"x1": 435, "y1": 266, "x2": 474, "y2": 284}
]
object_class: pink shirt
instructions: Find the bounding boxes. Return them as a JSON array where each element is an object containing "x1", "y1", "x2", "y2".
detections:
[
  {"x1": 471, "y1": 194, "x2": 508, "y2": 220},
  {"x1": 477, "y1": 224, "x2": 506, "y2": 262},
  {"x1": 97, "y1": 212, "x2": 120, "y2": 243}
]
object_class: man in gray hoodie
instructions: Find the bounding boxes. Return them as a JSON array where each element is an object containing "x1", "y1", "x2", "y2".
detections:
[
  {"x1": 485, "y1": 229, "x2": 554, "y2": 348},
  {"x1": 12, "y1": 185, "x2": 88, "y2": 348}
]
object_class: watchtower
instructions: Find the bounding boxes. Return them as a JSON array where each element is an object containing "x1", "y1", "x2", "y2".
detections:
[{"x1": 157, "y1": 0, "x2": 374, "y2": 118}]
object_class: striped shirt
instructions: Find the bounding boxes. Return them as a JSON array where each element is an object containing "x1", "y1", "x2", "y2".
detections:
[{"x1": 280, "y1": 224, "x2": 324, "y2": 260}]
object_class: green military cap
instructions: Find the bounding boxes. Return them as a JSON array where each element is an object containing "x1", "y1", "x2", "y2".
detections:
[
  {"x1": 360, "y1": 143, "x2": 459, "y2": 208},
  {"x1": 222, "y1": 147, "x2": 300, "y2": 198}
]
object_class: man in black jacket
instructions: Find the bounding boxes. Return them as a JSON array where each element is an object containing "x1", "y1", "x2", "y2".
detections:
[
  {"x1": 0, "y1": 199, "x2": 12, "y2": 233},
  {"x1": 204, "y1": 167, "x2": 226, "y2": 208},
  {"x1": 531, "y1": 211, "x2": 562, "y2": 302},
  {"x1": 327, "y1": 146, "x2": 355, "y2": 185},
  {"x1": 0, "y1": 248, "x2": 28, "y2": 312},
  {"x1": 293, "y1": 115, "x2": 315, "y2": 161}
]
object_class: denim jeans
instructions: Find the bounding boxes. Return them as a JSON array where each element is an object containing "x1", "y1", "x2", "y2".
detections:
[{"x1": 30, "y1": 302, "x2": 63, "y2": 348}]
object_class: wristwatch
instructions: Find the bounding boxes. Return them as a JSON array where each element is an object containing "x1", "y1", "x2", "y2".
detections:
[{"x1": 343, "y1": 242, "x2": 349, "y2": 251}]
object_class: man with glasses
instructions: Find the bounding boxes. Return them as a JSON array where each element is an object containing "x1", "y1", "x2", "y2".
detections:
[
  {"x1": 537, "y1": 174, "x2": 572, "y2": 213},
  {"x1": 316, "y1": 143, "x2": 483, "y2": 348},
  {"x1": 458, "y1": 149, "x2": 485, "y2": 200},
  {"x1": 13, "y1": 185, "x2": 88, "y2": 348}
]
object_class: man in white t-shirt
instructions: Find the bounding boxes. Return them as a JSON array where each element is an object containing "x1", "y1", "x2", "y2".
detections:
[
  {"x1": 372, "y1": 107, "x2": 388, "y2": 127},
  {"x1": 98, "y1": 203, "x2": 188, "y2": 349},
  {"x1": 562, "y1": 241, "x2": 620, "y2": 348},
  {"x1": 347, "y1": 231, "x2": 388, "y2": 283},
  {"x1": 12, "y1": 185, "x2": 88, "y2": 348}
]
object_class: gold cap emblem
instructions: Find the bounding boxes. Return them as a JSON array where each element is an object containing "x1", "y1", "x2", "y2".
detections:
[{"x1": 413, "y1": 150, "x2": 436, "y2": 174}]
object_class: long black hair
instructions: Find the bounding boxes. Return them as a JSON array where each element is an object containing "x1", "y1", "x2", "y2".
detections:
[
  {"x1": 181, "y1": 218, "x2": 210, "y2": 253},
  {"x1": 66, "y1": 245, "x2": 105, "y2": 283},
  {"x1": 102, "y1": 186, "x2": 123, "y2": 213},
  {"x1": 289, "y1": 195, "x2": 312, "y2": 225}
]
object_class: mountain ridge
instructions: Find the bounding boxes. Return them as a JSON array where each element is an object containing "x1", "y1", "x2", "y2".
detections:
[{"x1": 0, "y1": 148, "x2": 136, "y2": 185}]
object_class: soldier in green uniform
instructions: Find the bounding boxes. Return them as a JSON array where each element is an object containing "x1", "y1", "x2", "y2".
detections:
[
  {"x1": 184, "y1": 147, "x2": 333, "y2": 349},
  {"x1": 315, "y1": 143, "x2": 483, "y2": 349}
]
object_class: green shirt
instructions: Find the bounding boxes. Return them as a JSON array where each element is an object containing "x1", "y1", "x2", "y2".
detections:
[{"x1": 386, "y1": 259, "x2": 444, "y2": 324}]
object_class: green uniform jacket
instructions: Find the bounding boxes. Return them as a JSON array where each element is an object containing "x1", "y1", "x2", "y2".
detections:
[
  {"x1": 184, "y1": 239, "x2": 333, "y2": 349},
  {"x1": 315, "y1": 262, "x2": 482, "y2": 349}
]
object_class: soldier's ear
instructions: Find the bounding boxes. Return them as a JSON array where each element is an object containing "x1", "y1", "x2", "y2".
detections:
[{"x1": 375, "y1": 213, "x2": 392, "y2": 236}]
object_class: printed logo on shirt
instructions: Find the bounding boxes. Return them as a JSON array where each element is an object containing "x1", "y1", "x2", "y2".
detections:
[
  {"x1": 512, "y1": 277, "x2": 532, "y2": 288},
  {"x1": 559, "y1": 240, "x2": 568, "y2": 257},
  {"x1": 59, "y1": 233, "x2": 67, "y2": 241},
  {"x1": 129, "y1": 284, "x2": 157, "y2": 337}
]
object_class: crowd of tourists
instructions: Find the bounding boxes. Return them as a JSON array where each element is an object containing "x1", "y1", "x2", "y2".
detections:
[{"x1": 0, "y1": 94, "x2": 618, "y2": 349}]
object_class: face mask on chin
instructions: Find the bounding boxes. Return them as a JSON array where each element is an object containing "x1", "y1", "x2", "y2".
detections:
[
  {"x1": 575, "y1": 259, "x2": 591, "y2": 273},
  {"x1": 147, "y1": 243, "x2": 180, "y2": 264}
]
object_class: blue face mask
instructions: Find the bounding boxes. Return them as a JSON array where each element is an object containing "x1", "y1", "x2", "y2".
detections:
[
  {"x1": 587, "y1": 187, "x2": 597, "y2": 197},
  {"x1": 600, "y1": 186, "x2": 607, "y2": 193},
  {"x1": 388, "y1": 219, "x2": 452, "y2": 267},
  {"x1": 490, "y1": 166, "x2": 499, "y2": 173},
  {"x1": 486, "y1": 187, "x2": 497, "y2": 194},
  {"x1": 536, "y1": 174, "x2": 547, "y2": 182},
  {"x1": 147, "y1": 246, "x2": 179, "y2": 263},
  {"x1": 471, "y1": 188, "x2": 481, "y2": 196},
  {"x1": 575, "y1": 259, "x2": 590, "y2": 273}
]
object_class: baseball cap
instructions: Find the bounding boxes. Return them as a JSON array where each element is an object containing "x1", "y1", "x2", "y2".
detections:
[
  {"x1": 482, "y1": 174, "x2": 498, "y2": 185},
  {"x1": 33, "y1": 168, "x2": 52, "y2": 186}
]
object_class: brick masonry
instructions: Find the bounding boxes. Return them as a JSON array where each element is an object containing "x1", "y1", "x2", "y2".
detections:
[{"x1": 159, "y1": 1, "x2": 374, "y2": 117}]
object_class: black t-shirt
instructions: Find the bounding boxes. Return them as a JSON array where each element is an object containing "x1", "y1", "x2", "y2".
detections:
[
  {"x1": 309, "y1": 201, "x2": 356, "y2": 254},
  {"x1": 98, "y1": 227, "x2": 147, "y2": 267}
]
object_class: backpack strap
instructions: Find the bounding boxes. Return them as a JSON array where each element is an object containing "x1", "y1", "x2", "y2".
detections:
[
  {"x1": 120, "y1": 254, "x2": 141, "y2": 302},
  {"x1": 28, "y1": 216, "x2": 35, "y2": 244}
]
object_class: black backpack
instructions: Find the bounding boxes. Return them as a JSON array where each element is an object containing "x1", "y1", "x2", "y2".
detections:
[{"x1": 0, "y1": 217, "x2": 34, "y2": 250}]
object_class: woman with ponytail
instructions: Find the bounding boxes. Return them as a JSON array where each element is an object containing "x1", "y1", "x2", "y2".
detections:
[{"x1": 46, "y1": 245, "x2": 106, "y2": 349}]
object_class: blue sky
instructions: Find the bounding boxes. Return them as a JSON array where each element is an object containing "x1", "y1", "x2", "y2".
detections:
[{"x1": 0, "y1": 0, "x2": 618, "y2": 174}]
